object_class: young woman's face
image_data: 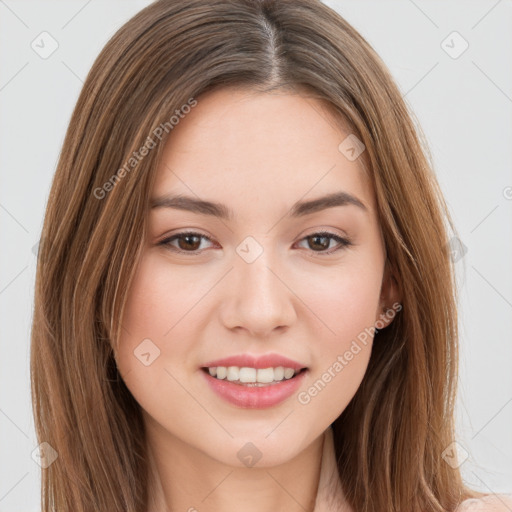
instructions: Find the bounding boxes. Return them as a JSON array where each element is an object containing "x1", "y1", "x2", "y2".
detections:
[{"x1": 116, "y1": 88, "x2": 398, "y2": 468}]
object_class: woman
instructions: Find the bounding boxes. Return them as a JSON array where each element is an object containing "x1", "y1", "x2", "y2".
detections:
[{"x1": 30, "y1": 0, "x2": 512, "y2": 511}]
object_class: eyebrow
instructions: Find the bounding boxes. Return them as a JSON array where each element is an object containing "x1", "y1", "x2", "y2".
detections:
[{"x1": 150, "y1": 191, "x2": 368, "y2": 220}]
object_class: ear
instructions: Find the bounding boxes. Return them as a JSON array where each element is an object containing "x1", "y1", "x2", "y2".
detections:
[{"x1": 375, "y1": 259, "x2": 402, "y2": 330}]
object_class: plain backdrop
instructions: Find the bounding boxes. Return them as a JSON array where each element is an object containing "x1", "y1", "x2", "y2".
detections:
[{"x1": 0, "y1": 1, "x2": 511, "y2": 510}]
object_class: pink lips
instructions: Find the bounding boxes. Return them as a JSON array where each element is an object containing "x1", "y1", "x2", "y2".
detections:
[
  {"x1": 200, "y1": 352, "x2": 308, "y2": 409},
  {"x1": 201, "y1": 353, "x2": 306, "y2": 371}
]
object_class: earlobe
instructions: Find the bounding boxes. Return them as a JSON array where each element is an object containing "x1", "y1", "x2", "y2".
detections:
[
  {"x1": 375, "y1": 261, "x2": 402, "y2": 329},
  {"x1": 375, "y1": 303, "x2": 402, "y2": 331}
]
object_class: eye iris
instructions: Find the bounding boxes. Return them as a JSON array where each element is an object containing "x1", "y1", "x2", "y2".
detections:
[
  {"x1": 309, "y1": 235, "x2": 330, "y2": 251},
  {"x1": 178, "y1": 234, "x2": 201, "y2": 251}
]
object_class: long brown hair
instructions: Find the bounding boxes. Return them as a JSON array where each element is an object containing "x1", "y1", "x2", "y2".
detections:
[{"x1": 30, "y1": 0, "x2": 485, "y2": 510}]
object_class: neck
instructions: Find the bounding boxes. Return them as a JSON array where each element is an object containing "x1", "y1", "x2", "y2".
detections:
[{"x1": 145, "y1": 423, "x2": 326, "y2": 512}]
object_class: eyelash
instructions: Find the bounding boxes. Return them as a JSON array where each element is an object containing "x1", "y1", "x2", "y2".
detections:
[{"x1": 158, "y1": 230, "x2": 353, "y2": 256}]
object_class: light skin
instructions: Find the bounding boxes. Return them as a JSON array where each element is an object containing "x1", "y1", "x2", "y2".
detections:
[{"x1": 115, "y1": 87, "x2": 400, "y2": 512}]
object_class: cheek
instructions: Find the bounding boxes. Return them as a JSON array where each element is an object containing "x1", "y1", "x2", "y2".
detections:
[
  {"x1": 115, "y1": 254, "x2": 197, "y2": 392},
  {"x1": 120, "y1": 253, "x2": 213, "y2": 348},
  {"x1": 297, "y1": 255, "x2": 383, "y2": 344},
  {"x1": 297, "y1": 343, "x2": 372, "y2": 425},
  {"x1": 293, "y1": 257, "x2": 382, "y2": 415},
  {"x1": 115, "y1": 255, "x2": 212, "y2": 431}
]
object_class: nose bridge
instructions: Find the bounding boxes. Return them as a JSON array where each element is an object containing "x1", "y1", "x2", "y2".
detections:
[{"x1": 221, "y1": 235, "x2": 296, "y2": 333}]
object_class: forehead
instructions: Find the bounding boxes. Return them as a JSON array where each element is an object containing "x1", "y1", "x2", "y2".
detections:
[{"x1": 152, "y1": 88, "x2": 375, "y2": 219}]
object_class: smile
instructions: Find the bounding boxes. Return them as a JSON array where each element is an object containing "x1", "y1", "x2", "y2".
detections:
[
  {"x1": 203, "y1": 365, "x2": 305, "y2": 384},
  {"x1": 200, "y1": 366, "x2": 308, "y2": 408}
]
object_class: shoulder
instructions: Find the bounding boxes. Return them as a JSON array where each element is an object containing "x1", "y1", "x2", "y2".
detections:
[{"x1": 455, "y1": 494, "x2": 512, "y2": 511}]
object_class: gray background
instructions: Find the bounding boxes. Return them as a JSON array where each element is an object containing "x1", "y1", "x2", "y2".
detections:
[{"x1": 1, "y1": 0, "x2": 511, "y2": 510}]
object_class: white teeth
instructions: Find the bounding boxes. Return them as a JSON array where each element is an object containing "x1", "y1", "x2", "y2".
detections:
[
  {"x1": 256, "y1": 367, "x2": 274, "y2": 383},
  {"x1": 239, "y1": 367, "x2": 257, "y2": 383},
  {"x1": 273, "y1": 367, "x2": 284, "y2": 381},
  {"x1": 283, "y1": 367, "x2": 295, "y2": 379},
  {"x1": 216, "y1": 366, "x2": 227, "y2": 379},
  {"x1": 206, "y1": 365, "x2": 301, "y2": 383},
  {"x1": 227, "y1": 366, "x2": 239, "y2": 381}
]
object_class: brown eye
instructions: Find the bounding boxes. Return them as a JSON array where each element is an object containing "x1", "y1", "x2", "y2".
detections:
[
  {"x1": 296, "y1": 231, "x2": 352, "y2": 255},
  {"x1": 159, "y1": 232, "x2": 213, "y2": 254},
  {"x1": 176, "y1": 233, "x2": 201, "y2": 251},
  {"x1": 307, "y1": 234, "x2": 331, "y2": 251}
]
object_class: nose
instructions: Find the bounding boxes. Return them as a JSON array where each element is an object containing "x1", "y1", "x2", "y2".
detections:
[{"x1": 219, "y1": 244, "x2": 297, "y2": 337}]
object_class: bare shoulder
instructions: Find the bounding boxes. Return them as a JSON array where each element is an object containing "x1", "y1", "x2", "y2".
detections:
[{"x1": 456, "y1": 494, "x2": 512, "y2": 511}]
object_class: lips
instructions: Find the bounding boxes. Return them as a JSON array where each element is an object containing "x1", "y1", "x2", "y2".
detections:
[
  {"x1": 201, "y1": 353, "x2": 307, "y2": 371},
  {"x1": 200, "y1": 352, "x2": 309, "y2": 409}
]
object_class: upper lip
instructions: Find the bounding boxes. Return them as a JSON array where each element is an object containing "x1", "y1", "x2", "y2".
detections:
[{"x1": 201, "y1": 353, "x2": 307, "y2": 371}]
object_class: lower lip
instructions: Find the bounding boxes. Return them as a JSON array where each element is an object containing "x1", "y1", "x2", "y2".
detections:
[{"x1": 201, "y1": 369, "x2": 307, "y2": 409}]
